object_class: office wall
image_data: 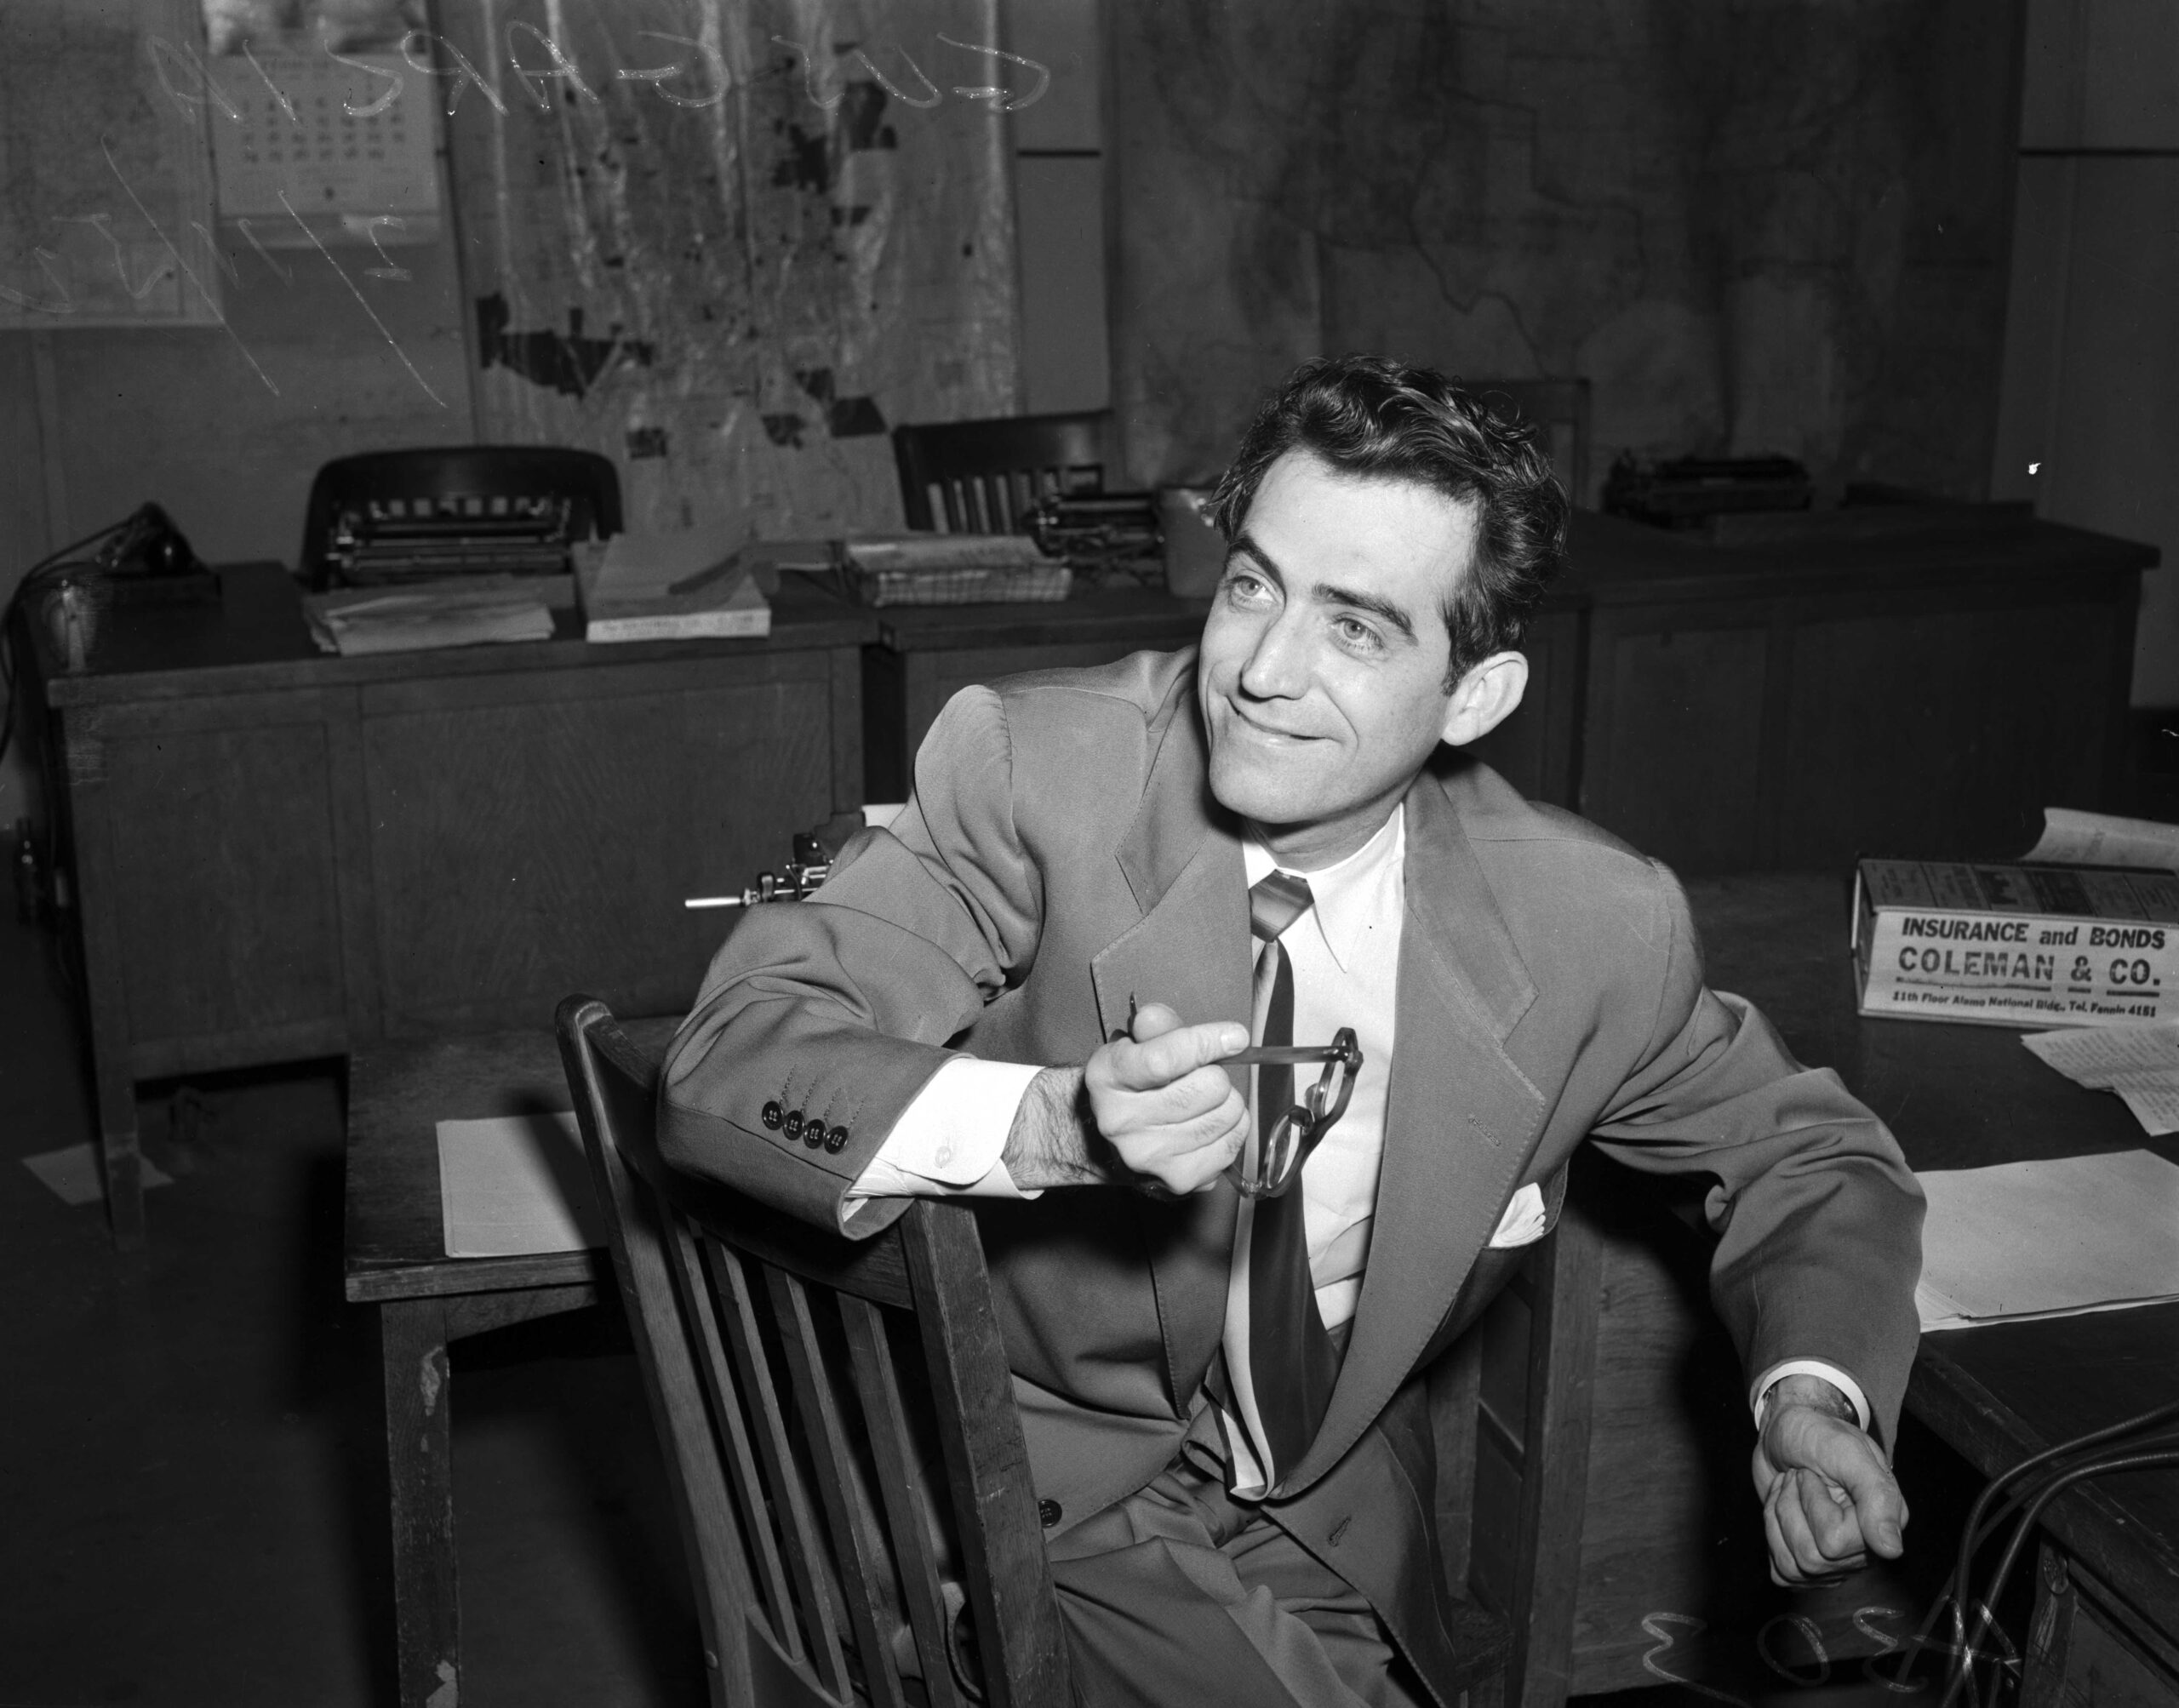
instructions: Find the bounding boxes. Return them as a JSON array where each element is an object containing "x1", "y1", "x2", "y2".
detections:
[
  {"x1": 1107, "y1": 0, "x2": 2023, "y2": 506},
  {"x1": 1, "y1": 0, "x2": 1035, "y2": 830},
  {"x1": 1990, "y1": 0, "x2": 2179, "y2": 705}
]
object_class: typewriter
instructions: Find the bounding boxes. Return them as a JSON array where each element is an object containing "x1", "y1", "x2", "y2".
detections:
[{"x1": 299, "y1": 447, "x2": 621, "y2": 591}]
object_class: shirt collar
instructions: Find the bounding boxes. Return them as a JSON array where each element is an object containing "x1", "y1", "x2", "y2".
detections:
[{"x1": 1241, "y1": 804, "x2": 1405, "y2": 974}]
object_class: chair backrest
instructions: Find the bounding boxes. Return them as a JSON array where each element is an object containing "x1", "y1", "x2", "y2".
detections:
[
  {"x1": 555, "y1": 997, "x2": 1072, "y2": 1708},
  {"x1": 892, "y1": 412, "x2": 1112, "y2": 533},
  {"x1": 1462, "y1": 379, "x2": 1592, "y2": 510},
  {"x1": 298, "y1": 445, "x2": 623, "y2": 584}
]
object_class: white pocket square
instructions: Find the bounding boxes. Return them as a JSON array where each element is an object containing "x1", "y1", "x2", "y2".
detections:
[{"x1": 1487, "y1": 1180, "x2": 1549, "y2": 1248}]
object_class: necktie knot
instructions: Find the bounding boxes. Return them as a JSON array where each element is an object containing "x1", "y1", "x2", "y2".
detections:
[{"x1": 1250, "y1": 871, "x2": 1313, "y2": 943}]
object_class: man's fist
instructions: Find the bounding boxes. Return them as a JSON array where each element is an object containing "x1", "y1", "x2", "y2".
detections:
[
  {"x1": 1084, "y1": 1003, "x2": 1251, "y2": 1196},
  {"x1": 1752, "y1": 1377, "x2": 1908, "y2": 1585}
]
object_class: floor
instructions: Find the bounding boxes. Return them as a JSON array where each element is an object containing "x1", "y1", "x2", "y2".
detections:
[{"x1": 0, "y1": 819, "x2": 2052, "y2": 1708}]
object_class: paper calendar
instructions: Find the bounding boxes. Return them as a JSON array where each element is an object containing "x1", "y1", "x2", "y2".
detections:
[{"x1": 210, "y1": 46, "x2": 438, "y2": 238}]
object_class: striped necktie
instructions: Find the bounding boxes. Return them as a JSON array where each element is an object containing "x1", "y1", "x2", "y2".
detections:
[{"x1": 1221, "y1": 869, "x2": 1338, "y2": 1490}]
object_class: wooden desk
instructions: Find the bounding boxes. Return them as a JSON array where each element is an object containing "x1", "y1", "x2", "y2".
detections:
[
  {"x1": 1692, "y1": 874, "x2": 2179, "y2": 1699},
  {"x1": 25, "y1": 566, "x2": 872, "y2": 1245},
  {"x1": 1582, "y1": 874, "x2": 2178, "y2": 1700},
  {"x1": 1490, "y1": 874, "x2": 2179, "y2": 1703},
  {"x1": 342, "y1": 1018, "x2": 676, "y2": 1708}
]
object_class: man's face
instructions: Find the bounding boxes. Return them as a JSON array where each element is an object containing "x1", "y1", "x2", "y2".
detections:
[{"x1": 1198, "y1": 449, "x2": 1480, "y2": 867}]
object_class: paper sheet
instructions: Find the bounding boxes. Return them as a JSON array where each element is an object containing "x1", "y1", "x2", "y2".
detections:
[
  {"x1": 437, "y1": 1113, "x2": 604, "y2": 1259},
  {"x1": 1914, "y1": 1149, "x2": 2179, "y2": 1330},
  {"x1": 2021, "y1": 1023, "x2": 2179, "y2": 1135},
  {"x1": 2115, "y1": 1083, "x2": 2179, "y2": 1138},
  {"x1": 22, "y1": 1144, "x2": 172, "y2": 1208},
  {"x1": 2022, "y1": 1023, "x2": 2179, "y2": 1086},
  {"x1": 2021, "y1": 807, "x2": 2179, "y2": 871}
]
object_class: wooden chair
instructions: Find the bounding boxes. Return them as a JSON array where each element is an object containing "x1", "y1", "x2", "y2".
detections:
[
  {"x1": 555, "y1": 997, "x2": 1072, "y2": 1707},
  {"x1": 1440, "y1": 1200, "x2": 1604, "y2": 1708},
  {"x1": 1461, "y1": 380, "x2": 1592, "y2": 510},
  {"x1": 891, "y1": 411, "x2": 1113, "y2": 533}
]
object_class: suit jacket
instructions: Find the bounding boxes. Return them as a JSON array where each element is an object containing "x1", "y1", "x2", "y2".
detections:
[{"x1": 661, "y1": 647, "x2": 1924, "y2": 1705}]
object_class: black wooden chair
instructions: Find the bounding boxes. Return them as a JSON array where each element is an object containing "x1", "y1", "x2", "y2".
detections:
[
  {"x1": 891, "y1": 412, "x2": 1112, "y2": 534},
  {"x1": 555, "y1": 997, "x2": 1072, "y2": 1708}
]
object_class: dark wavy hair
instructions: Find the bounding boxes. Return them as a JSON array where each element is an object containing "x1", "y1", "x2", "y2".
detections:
[{"x1": 1206, "y1": 355, "x2": 1570, "y2": 688}]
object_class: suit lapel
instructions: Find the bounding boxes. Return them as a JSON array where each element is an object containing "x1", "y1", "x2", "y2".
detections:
[
  {"x1": 1090, "y1": 674, "x2": 1253, "y2": 1410},
  {"x1": 1283, "y1": 764, "x2": 1550, "y2": 1493}
]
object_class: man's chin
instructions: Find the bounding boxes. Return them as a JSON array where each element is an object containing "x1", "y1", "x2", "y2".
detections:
[{"x1": 1206, "y1": 751, "x2": 1325, "y2": 828}]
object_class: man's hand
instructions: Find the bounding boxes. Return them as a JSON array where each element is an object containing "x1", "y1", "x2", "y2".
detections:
[
  {"x1": 1001, "y1": 1003, "x2": 1250, "y2": 1194},
  {"x1": 1088, "y1": 1003, "x2": 1251, "y2": 1194},
  {"x1": 1752, "y1": 1374, "x2": 1908, "y2": 1586}
]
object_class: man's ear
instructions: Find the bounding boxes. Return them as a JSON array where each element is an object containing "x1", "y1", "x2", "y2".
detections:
[{"x1": 1440, "y1": 651, "x2": 1529, "y2": 747}]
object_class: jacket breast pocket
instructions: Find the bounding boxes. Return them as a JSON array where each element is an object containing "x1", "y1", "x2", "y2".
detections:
[{"x1": 1421, "y1": 1161, "x2": 1570, "y2": 1366}]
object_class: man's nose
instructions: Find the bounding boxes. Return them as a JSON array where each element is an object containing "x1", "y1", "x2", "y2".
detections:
[{"x1": 1238, "y1": 610, "x2": 1309, "y2": 699}]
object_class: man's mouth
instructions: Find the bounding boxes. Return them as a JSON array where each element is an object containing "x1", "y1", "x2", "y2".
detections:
[{"x1": 1223, "y1": 701, "x2": 1318, "y2": 744}]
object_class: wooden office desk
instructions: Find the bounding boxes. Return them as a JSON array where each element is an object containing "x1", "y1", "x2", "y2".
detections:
[
  {"x1": 25, "y1": 565, "x2": 872, "y2": 1246},
  {"x1": 1504, "y1": 874, "x2": 2179, "y2": 1703},
  {"x1": 1695, "y1": 874, "x2": 2179, "y2": 1698},
  {"x1": 342, "y1": 1017, "x2": 676, "y2": 1708}
]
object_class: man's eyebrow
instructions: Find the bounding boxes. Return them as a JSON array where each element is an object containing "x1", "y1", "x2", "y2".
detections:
[
  {"x1": 1227, "y1": 532, "x2": 1284, "y2": 587},
  {"x1": 1313, "y1": 581, "x2": 1416, "y2": 643}
]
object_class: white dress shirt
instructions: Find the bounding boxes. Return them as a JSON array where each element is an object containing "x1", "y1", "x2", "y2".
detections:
[{"x1": 844, "y1": 802, "x2": 1867, "y2": 1431}]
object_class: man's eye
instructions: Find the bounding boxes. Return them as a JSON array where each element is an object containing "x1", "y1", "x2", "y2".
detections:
[
  {"x1": 1335, "y1": 616, "x2": 1381, "y2": 649},
  {"x1": 1223, "y1": 569, "x2": 1274, "y2": 602}
]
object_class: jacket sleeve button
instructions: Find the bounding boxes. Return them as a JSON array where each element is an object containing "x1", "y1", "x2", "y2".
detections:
[
  {"x1": 824, "y1": 1125, "x2": 849, "y2": 1154},
  {"x1": 1038, "y1": 1499, "x2": 1063, "y2": 1528},
  {"x1": 782, "y1": 1110, "x2": 804, "y2": 1140},
  {"x1": 761, "y1": 1101, "x2": 784, "y2": 1130},
  {"x1": 802, "y1": 1120, "x2": 825, "y2": 1148}
]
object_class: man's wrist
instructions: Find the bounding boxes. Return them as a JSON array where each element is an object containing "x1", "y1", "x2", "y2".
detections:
[
  {"x1": 999, "y1": 1068, "x2": 1108, "y2": 1189},
  {"x1": 1763, "y1": 1373, "x2": 1860, "y2": 1428}
]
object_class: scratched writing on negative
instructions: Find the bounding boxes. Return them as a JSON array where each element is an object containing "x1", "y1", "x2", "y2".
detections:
[
  {"x1": 3, "y1": 24, "x2": 1051, "y2": 399},
  {"x1": 1635, "y1": 1603, "x2": 2016, "y2": 1700},
  {"x1": 146, "y1": 24, "x2": 1050, "y2": 124}
]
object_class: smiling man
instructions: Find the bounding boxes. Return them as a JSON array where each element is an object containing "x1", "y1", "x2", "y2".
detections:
[{"x1": 662, "y1": 356, "x2": 1924, "y2": 1708}]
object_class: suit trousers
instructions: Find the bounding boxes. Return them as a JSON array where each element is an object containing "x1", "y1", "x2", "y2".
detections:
[{"x1": 1044, "y1": 1406, "x2": 1428, "y2": 1708}]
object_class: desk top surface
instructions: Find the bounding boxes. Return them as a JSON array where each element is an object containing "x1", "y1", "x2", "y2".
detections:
[
  {"x1": 33, "y1": 505, "x2": 2155, "y2": 705},
  {"x1": 1685, "y1": 872, "x2": 2179, "y2": 1628},
  {"x1": 342, "y1": 1016, "x2": 675, "y2": 1304}
]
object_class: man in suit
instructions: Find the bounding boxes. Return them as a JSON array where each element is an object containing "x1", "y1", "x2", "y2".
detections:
[{"x1": 661, "y1": 355, "x2": 1924, "y2": 1708}]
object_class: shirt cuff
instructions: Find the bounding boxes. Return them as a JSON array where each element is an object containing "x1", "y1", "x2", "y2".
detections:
[
  {"x1": 1750, "y1": 1359, "x2": 1872, "y2": 1432},
  {"x1": 844, "y1": 1057, "x2": 1045, "y2": 1215}
]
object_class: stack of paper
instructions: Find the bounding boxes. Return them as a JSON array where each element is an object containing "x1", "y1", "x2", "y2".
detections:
[
  {"x1": 304, "y1": 585, "x2": 554, "y2": 655},
  {"x1": 577, "y1": 525, "x2": 772, "y2": 643},
  {"x1": 1915, "y1": 1149, "x2": 2179, "y2": 1330},
  {"x1": 839, "y1": 533, "x2": 1070, "y2": 605},
  {"x1": 2022, "y1": 1023, "x2": 2179, "y2": 1135}
]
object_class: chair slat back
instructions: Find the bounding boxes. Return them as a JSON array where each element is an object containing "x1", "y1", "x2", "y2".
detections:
[
  {"x1": 892, "y1": 412, "x2": 1112, "y2": 533},
  {"x1": 557, "y1": 997, "x2": 1071, "y2": 1708}
]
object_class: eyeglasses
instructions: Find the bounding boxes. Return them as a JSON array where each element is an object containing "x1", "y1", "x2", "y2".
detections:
[{"x1": 1221, "y1": 1027, "x2": 1362, "y2": 1199}]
